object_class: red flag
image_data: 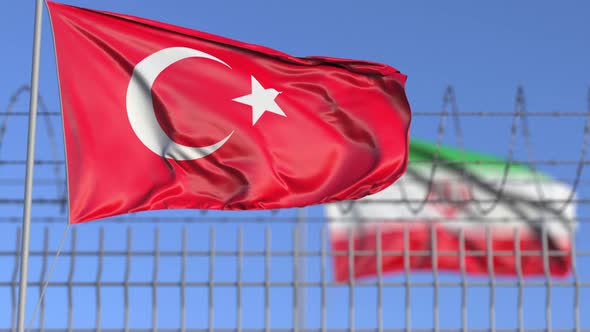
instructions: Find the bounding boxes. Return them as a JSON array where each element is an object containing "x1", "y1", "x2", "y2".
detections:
[{"x1": 47, "y1": 2, "x2": 411, "y2": 224}]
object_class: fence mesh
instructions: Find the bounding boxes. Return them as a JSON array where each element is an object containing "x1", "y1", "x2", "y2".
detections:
[{"x1": 0, "y1": 86, "x2": 589, "y2": 331}]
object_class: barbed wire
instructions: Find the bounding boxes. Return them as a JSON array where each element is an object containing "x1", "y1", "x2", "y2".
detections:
[
  {"x1": 0, "y1": 85, "x2": 67, "y2": 212},
  {"x1": 392, "y1": 87, "x2": 588, "y2": 217},
  {"x1": 1, "y1": 85, "x2": 589, "y2": 219}
]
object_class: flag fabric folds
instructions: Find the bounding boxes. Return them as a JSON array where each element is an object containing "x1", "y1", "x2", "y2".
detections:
[
  {"x1": 326, "y1": 140, "x2": 576, "y2": 281},
  {"x1": 47, "y1": 2, "x2": 411, "y2": 224}
]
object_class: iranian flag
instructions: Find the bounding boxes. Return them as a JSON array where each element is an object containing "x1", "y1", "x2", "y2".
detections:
[{"x1": 326, "y1": 139, "x2": 577, "y2": 281}]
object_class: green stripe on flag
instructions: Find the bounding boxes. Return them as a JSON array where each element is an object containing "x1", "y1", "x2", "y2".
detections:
[{"x1": 408, "y1": 139, "x2": 548, "y2": 179}]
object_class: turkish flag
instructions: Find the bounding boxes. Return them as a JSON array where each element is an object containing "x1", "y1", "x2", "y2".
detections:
[{"x1": 47, "y1": 2, "x2": 411, "y2": 224}]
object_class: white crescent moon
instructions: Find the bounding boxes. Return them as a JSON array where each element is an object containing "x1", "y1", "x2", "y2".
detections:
[{"x1": 126, "y1": 47, "x2": 234, "y2": 160}]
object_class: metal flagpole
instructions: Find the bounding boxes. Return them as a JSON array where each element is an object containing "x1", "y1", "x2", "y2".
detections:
[{"x1": 17, "y1": 0, "x2": 44, "y2": 331}]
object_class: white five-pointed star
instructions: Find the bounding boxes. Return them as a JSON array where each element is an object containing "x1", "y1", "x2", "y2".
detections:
[{"x1": 232, "y1": 75, "x2": 286, "y2": 125}]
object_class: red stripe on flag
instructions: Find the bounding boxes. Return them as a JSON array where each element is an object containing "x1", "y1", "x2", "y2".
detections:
[{"x1": 331, "y1": 223, "x2": 571, "y2": 281}]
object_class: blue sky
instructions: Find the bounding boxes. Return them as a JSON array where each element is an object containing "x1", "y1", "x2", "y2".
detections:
[{"x1": 0, "y1": 0, "x2": 589, "y2": 330}]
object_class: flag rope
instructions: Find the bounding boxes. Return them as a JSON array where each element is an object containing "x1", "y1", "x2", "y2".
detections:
[{"x1": 25, "y1": 224, "x2": 70, "y2": 332}]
